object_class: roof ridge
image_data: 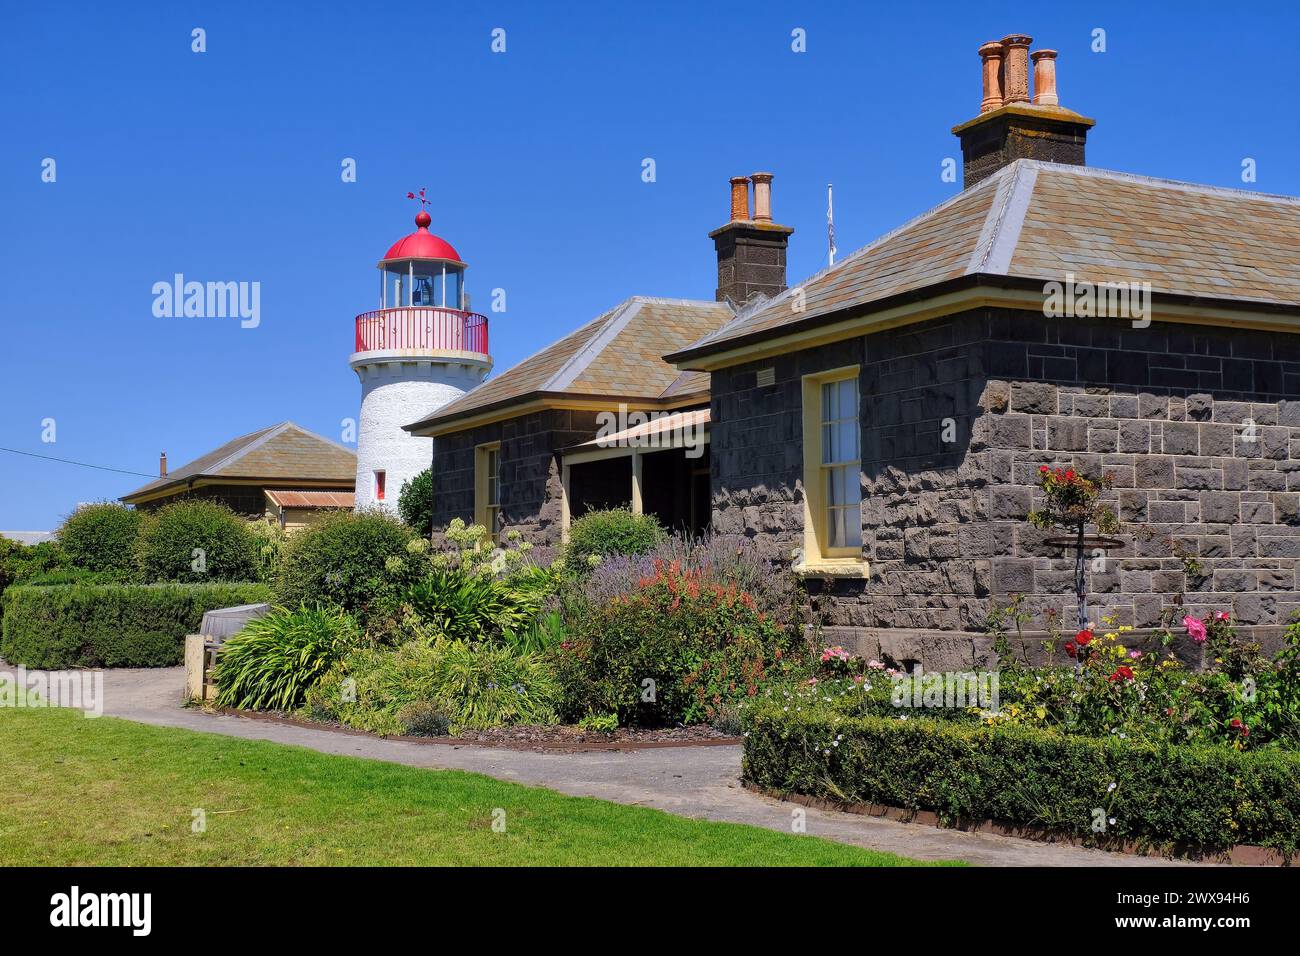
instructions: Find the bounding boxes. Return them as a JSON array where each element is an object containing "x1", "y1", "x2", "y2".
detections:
[
  {"x1": 545, "y1": 298, "x2": 646, "y2": 392},
  {"x1": 156, "y1": 421, "x2": 281, "y2": 481},
  {"x1": 1015, "y1": 159, "x2": 1300, "y2": 206},
  {"x1": 205, "y1": 421, "x2": 294, "y2": 476},
  {"x1": 967, "y1": 162, "x2": 1039, "y2": 276},
  {"x1": 628, "y1": 295, "x2": 732, "y2": 309},
  {"x1": 691, "y1": 169, "x2": 1010, "y2": 348}
]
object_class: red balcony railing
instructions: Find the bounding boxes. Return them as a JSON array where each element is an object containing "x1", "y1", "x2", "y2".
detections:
[{"x1": 354, "y1": 307, "x2": 489, "y2": 355}]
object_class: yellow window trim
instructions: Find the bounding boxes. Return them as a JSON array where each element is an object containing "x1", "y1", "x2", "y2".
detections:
[
  {"x1": 473, "y1": 442, "x2": 501, "y2": 542},
  {"x1": 801, "y1": 365, "x2": 866, "y2": 568}
]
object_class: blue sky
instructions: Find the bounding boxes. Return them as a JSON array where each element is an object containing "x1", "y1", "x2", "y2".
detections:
[{"x1": 2, "y1": 0, "x2": 1297, "y2": 529}]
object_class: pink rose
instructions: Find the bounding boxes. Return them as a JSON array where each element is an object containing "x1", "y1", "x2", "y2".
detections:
[
  {"x1": 1183, "y1": 615, "x2": 1208, "y2": 643},
  {"x1": 1213, "y1": 611, "x2": 1230, "y2": 621}
]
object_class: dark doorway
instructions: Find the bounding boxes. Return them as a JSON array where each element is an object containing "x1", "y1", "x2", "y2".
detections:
[
  {"x1": 641, "y1": 444, "x2": 711, "y2": 537},
  {"x1": 568, "y1": 456, "x2": 632, "y2": 517}
]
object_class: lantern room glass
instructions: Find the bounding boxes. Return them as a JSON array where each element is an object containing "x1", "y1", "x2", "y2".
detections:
[{"x1": 381, "y1": 261, "x2": 464, "y2": 310}]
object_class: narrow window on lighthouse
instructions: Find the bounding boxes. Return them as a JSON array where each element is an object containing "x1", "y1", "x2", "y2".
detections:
[{"x1": 374, "y1": 470, "x2": 386, "y2": 501}]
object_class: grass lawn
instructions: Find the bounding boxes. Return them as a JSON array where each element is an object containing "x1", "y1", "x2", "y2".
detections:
[{"x1": 0, "y1": 706, "x2": 953, "y2": 866}]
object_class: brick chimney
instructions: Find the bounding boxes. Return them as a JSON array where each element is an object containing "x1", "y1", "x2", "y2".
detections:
[
  {"x1": 159, "y1": 452, "x2": 167, "y2": 477},
  {"x1": 952, "y1": 34, "x2": 1095, "y2": 187},
  {"x1": 709, "y1": 174, "x2": 793, "y2": 306}
]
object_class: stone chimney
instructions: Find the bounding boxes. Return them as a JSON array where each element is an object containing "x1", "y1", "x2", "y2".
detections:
[
  {"x1": 952, "y1": 34, "x2": 1095, "y2": 187},
  {"x1": 710, "y1": 173, "x2": 793, "y2": 306},
  {"x1": 159, "y1": 452, "x2": 167, "y2": 477}
]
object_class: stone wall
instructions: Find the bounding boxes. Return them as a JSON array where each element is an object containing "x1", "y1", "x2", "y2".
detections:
[
  {"x1": 430, "y1": 408, "x2": 604, "y2": 544},
  {"x1": 711, "y1": 307, "x2": 1300, "y2": 642},
  {"x1": 709, "y1": 340, "x2": 857, "y2": 563}
]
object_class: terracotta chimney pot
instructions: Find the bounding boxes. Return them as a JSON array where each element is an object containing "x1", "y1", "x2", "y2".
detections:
[
  {"x1": 750, "y1": 172, "x2": 774, "y2": 222},
  {"x1": 729, "y1": 176, "x2": 750, "y2": 222},
  {"x1": 1000, "y1": 34, "x2": 1033, "y2": 104},
  {"x1": 159, "y1": 452, "x2": 167, "y2": 477},
  {"x1": 978, "y1": 41, "x2": 1005, "y2": 112},
  {"x1": 1031, "y1": 49, "x2": 1059, "y2": 106}
]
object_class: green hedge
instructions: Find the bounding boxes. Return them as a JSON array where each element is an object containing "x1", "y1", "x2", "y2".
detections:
[
  {"x1": 743, "y1": 703, "x2": 1300, "y2": 854},
  {"x1": 0, "y1": 582, "x2": 272, "y2": 668}
]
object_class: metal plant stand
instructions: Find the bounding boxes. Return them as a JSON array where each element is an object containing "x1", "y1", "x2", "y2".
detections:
[{"x1": 1045, "y1": 531, "x2": 1124, "y2": 631}]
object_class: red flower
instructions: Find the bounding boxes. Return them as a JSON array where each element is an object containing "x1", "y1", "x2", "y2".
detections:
[
  {"x1": 1039, "y1": 465, "x2": 1050, "y2": 473},
  {"x1": 1075, "y1": 629, "x2": 1094, "y2": 646},
  {"x1": 1064, "y1": 642, "x2": 1077, "y2": 658},
  {"x1": 1064, "y1": 469, "x2": 1075, "y2": 480},
  {"x1": 1108, "y1": 666, "x2": 1135, "y2": 683}
]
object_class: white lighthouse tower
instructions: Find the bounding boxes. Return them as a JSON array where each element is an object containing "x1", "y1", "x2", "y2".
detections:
[{"x1": 351, "y1": 196, "x2": 491, "y2": 512}]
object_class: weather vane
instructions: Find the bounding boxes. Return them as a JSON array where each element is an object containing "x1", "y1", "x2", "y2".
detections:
[{"x1": 406, "y1": 187, "x2": 431, "y2": 211}]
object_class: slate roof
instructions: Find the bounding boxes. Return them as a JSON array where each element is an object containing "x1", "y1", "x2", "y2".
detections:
[
  {"x1": 121, "y1": 422, "x2": 356, "y2": 503},
  {"x1": 406, "y1": 297, "x2": 733, "y2": 431},
  {"x1": 669, "y1": 160, "x2": 1300, "y2": 364}
]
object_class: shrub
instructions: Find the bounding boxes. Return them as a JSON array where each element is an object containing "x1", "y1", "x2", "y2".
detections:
[
  {"x1": 57, "y1": 503, "x2": 142, "y2": 577},
  {"x1": 432, "y1": 638, "x2": 560, "y2": 730},
  {"x1": 398, "y1": 467, "x2": 435, "y2": 536},
  {"x1": 742, "y1": 702, "x2": 1300, "y2": 854},
  {"x1": 306, "y1": 642, "x2": 440, "y2": 735},
  {"x1": 502, "y1": 608, "x2": 567, "y2": 656},
  {"x1": 0, "y1": 540, "x2": 74, "y2": 623},
  {"x1": 135, "y1": 500, "x2": 259, "y2": 583},
  {"x1": 246, "y1": 519, "x2": 289, "y2": 584},
  {"x1": 403, "y1": 566, "x2": 537, "y2": 643},
  {"x1": 564, "y1": 508, "x2": 665, "y2": 568},
  {"x1": 0, "y1": 582, "x2": 272, "y2": 668},
  {"x1": 396, "y1": 700, "x2": 452, "y2": 737},
  {"x1": 1, "y1": 539, "x2": 71, "y2": 593},
  {"x1": 307, "y1": 638, "x2": 560, "y2": 735},
  {"x1": 569, "y1": 533, "x2": 801, "y2": 630},
  {"x1": 275, "y1": 510, "x2": 414, "y2": 619},
  {"x1": 213, "y1": 605, "x2": 360, "y2": 711},
  {"x1": 553, "y1": 559, "x2": 808, "y2": 726}
]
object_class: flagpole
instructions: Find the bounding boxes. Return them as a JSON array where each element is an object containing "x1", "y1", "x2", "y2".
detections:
[{"x1": 827, "y1": 183, "x2": 837, "y2": 268}]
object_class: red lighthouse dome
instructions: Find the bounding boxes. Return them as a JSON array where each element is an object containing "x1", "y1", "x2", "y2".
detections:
[{"x1": 382, "y1": 210, "x2": 463, "y2": 264}]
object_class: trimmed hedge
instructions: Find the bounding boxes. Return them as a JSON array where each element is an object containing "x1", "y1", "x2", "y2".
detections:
[
  {"x1": 743, "y1": 703, "x2": 1300, "y2": 854},
  {"x1": 0, "y1": 582, "x2": 272, "y2": 668}
]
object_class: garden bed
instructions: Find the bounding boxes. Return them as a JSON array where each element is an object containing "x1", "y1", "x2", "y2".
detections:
[
  {"x1": 742, "y1": 702, "x2": 1300, "y2": 859},
  {"x1": 210, "y1": 705, "x2": 741, "y2": 752}
]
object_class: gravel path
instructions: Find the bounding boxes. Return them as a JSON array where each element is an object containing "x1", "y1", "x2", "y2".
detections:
[{"x1": 24, "y1": 664, "x2": 1206, "y2": 867}]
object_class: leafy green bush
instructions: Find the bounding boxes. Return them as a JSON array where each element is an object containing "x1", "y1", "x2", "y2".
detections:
[
  {"x1": 552, "y1": 559, "x2": 808, "y2": 726},
  {"x1": 403, "y1": 566, "x2": 537, "y2": 643},
  {"x1": 307, "y1": 638, "x2": 560, "y2": 735},
  {"x1": 564, "y1": 508, "x2": 665, "y2": 568},
  {"x1": 246, "y1": 519, "x2": 289, "y2": 584},
  {"x1": 433, "y1": 638, "x2": 560, "y2": 730},
  {"x1": 306, "y1": 642, "x2": 439, "y2": 735},
  {"x1": 135, "y1": 500, "x2": 259, "y2": 583},
  {"x1": 0, "y1": 582, "x2": 272, "y2": 668},
  {"x1": 503, "y1": 608, "x2": 567, "y2": 656},
  {"x1": 398, "y1": 467, "x2": 435, "y2": 536},
  {"x1": 742, "y1": 701, "x2": 1300, "y2": 854},
  {"x1": 0, "y1": 539, "x2": 72, "y2": 618},
  {"x1": 57, "y1": 503, "x2": 142, "y2": 577},
  {"x1": 213, "y1": 605, "x2": 360, "y2": 711},
  {"x1": 275, "y1": 510, "x2": 414, "y2": 618}
]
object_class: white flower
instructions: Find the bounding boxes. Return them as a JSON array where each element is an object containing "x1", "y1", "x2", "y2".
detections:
[{"x1": 1107, "y1": 782, "x2": 1117, "y2": 793}]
